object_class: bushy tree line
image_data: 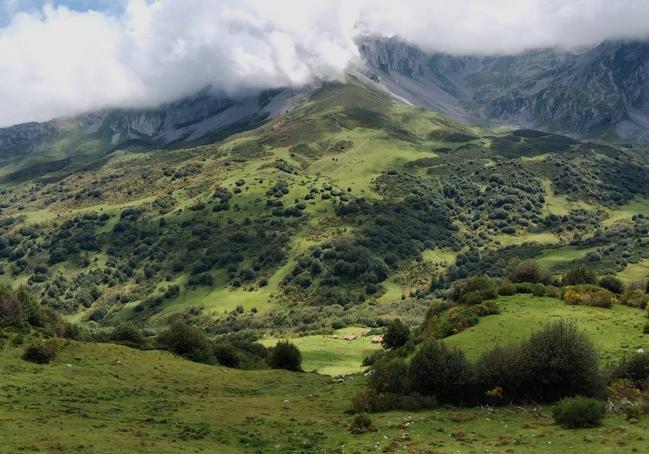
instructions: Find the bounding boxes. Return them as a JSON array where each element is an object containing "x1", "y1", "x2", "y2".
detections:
[{"x1": 357, "y1": 322, "x2": 604, "y2": 411}]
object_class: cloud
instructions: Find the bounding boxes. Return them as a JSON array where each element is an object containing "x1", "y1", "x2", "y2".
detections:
[{"x1": 1, "y1": 0, "x2": 649, "y2": 126}]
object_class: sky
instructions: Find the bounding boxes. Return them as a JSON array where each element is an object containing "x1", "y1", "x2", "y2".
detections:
[{"x1": 1, "y1": 0, "x2": 649, "y2": 127}]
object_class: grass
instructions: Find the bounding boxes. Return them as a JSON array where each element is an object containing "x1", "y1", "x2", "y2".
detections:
[
  {"x1": 261, "y1": 327, "x2": 381, "y2": 376},
  {"x1": 537, "y1": 246, "x2": 599, "y2": 271},
  {"x1": 445, "y1": 295, "x2": 649, "y2": 363},
  {"x1": 618, "y1": 257, "x2": 649, "y2": 283},
  {"x1": 603, "y1": 197, "x2": 649, "y2": 227},
  {"x1": 2, "y1": 340, "x2": 649, "y2": 453}
]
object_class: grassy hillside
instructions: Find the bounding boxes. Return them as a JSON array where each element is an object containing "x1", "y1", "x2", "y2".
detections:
[
  {"x1": 3, "y1": 340, "x2": 649, "y2": 454},
  {"x1": 446, "y1": 295, "x2": 649, "y2": 362},
  {"x1": 2, "y1": 78, "x2": 649, "y2": 336}
]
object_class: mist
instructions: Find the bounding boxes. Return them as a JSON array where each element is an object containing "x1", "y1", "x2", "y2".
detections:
[{"x1": 1, "y1": 0, "x2": 649, "y2": 126}]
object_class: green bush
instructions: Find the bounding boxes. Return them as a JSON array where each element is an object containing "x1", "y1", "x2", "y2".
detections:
[
  {"x1": 350, "y1": 390, "x2": 437, "y2": 413},
  {"x1": 213, "y1": 343, "x2": 240, "y2": 368},
  {"x1": 507, "y1": 260, "x2": 552, "y2": 285},
  {"x1": 267, "y1": 341, "x2": 302, "y2": 371},
  {"x1": 620, "y1": 289, "x2": 649, "y2": 309},
  {"x1": 22, "y1": 341, "x2": 57, "y2": 364},
  {"x1": 408, "y1": 341, "x2": 475, "y2": 404},
  {"x1": 349, "y1": 413, "x2": 377, "y2": 434},
  {"x1": 523, "y1": 322, "x2": 603, "y2": 402},
  {"x1": 552, "y1": 396, "x2": 606, "y2": 428},
  {"x1": 475, "y1": 343, "x2": 527, "y2": 404},
  {"x1": 382, "y1": 319, "x2": 410, "y2": 349},
  {"x1": 158, "y1": 321, "x2": 213, "y2": 363},
  {"x1": 368, "y1": 357, "x2": 410, "y2": 394},
  {"x1": 562, "y1": 265, "x2": 597, "y2": 286},
  {"x1": 612, "y1": 352, "x2": 649, "y2": 389},
  {"x1": 599, "y1": 276, "x2": 625, "y2": 294},
  {"x1": 110, "y1": 322, "x2": 146, "y2": 348}
]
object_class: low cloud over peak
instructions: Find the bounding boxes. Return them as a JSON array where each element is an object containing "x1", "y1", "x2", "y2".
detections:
[{"x1": 1, "y1": 0, "x2": 649, "y2": 126}]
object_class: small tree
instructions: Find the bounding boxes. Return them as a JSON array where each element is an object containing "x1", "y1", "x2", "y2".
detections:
[
  {"x1": 408, "y1": 341, "x2": 474, "y2": 404},
  {"x1": 598, "y1": 276, "x2": 624, "y2": 294},
  {"x1": 268, "y1": 341, "x2": 302, "y2": 371},
  {"x1": 213, "y1": 343, "x2": 240, "y2": 368},
  {"x1": 507, "y1": 259, "x2": 552, "y2": 285},
  {"x1": 562, "y1": 265, "x2": 597, "y2": 286},
  {"x1": 368, "y1": 357, "x2": 410, "y2": 394},
  {"x1": 552, "y1": 396, "x2": 606, "y2": 428},
  {"x1": 22, "y1": 340, "x2": 57, "y2": 364},
  {"x1": 157, "y1": 321, "x2": 212, "y2": 363},
  {"x1": 382, "y1": 319, "x2": 410, "y2": 349},
  {"x1": 522, "y1": 321, "x2": 603, "y2": 402},
  {"x1": 110, "y1": 322, "x2": 145, "y2": 348}
]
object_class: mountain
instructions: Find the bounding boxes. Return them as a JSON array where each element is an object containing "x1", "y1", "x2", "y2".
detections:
[
  {"x1": 359, "y1": 37, "x2": 649, "y2": 142},
  {"x1": 0, "y1": 86, "x2": 305, "y2": 159}
]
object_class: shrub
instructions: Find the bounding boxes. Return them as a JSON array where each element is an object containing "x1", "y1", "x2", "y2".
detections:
[
  {"x1": 507, "y1": 260, "x2": 552, "y2": 285},
  {"x1": 408, "y1": 341, "x2": 475, "y2": 404},
  {"x1": 471, "y1": 300, "x2": 500, "y2": 316},
  {"x1": 562, "y1": 285, "x2": 616, "y2": 308},
  {"x1": 475, "y1": 343, "x2": 527, "y2": 404},
  {"x1": 523, "y1": 322, "x2": 603, "y2": 402},
  {"x1": 562, "y1": 266, "x2": 597, "y2": 286},
  {"x1": 267, "y1": 341, "x2": 302, "y2": 371},
  {"x1": 599, "y1": 276, "x2": 625, "y2": 294},
  {"x1": 158, "y1": 321, "x2": 213, "y2": 363},
  {"x1": 368, "y1": 357, "x2": 410, "y2": 394},
  {"x1": 22, "y1": 341, "x2": 57, "y2": 364},
  {"x1": 110, "y1": 322, "x2": 146, "y2": 348},
  {"x1": 349, "y1": 413, "x2": 377, "y2": 434},
  {"x1": 361, "y1": 349, "x2": 384, "y2": 367},
  {"x1": 213, "y1": 343, "x2": 240, "y2": 368},
  {"x1": 350, "y1": 390, "x2": 437, "y2": 413},
  {"x1": 620, "y1": 290, "x2": 649, "y2": 309},
  {"x1": 612, "y1": 352, "x2": 649, "y2": 389},
  {"x1": 552, "y1": 396, "x2": 606, "y2": 428},
  {"x1": 382, "y1": 319, "x2": 410, "y2": 349}
]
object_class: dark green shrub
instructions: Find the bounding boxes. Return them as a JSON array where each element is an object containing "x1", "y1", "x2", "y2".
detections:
[
  {"x1": 158, "y1": 321, "x2": 213, "y2": 363},
  {"x1": 475, "y1": 344, "x2": 527, "y2": 404},
  {"x1": 507, "y1": 260, "x2": 552, "y2": 285},
  {"x1": 267, "y1": 341, "x2": 302, "y2": 371},
  {"x1": 523, "y1": 322, "x2": 603, "y2": 402},
  {"x1": 213, "y1": 343, "x2": 240, "y2": 368},
  {"x1": 552, "y1": 396, "x2": 606, "y2": 428},
  {"x1": 361, "y1": 349, "x2": 384, "y2": 366},
  {"x1": 408, "y1": 341, "x2": 475, "y2": 404},
  {"x1": 350, "y1": 390, "x2": 437, "y2": 413},
  {"x1": 382, "y1": 319, "x2": 410, "y2": 349},
  {"x1": 22, "y1": 341, "x2": 57, "y2": 364},
  {"x1": 498, "y1": 284, "x2": 516, "y2": 296},
  {"x1": 349, "y1": 413, "x2": 377, "y2": 434},
  {"x1": 368, "y1": 357, "x2": 410, "y2": 394},
  {"x1": 599, "y1": 276, "x2": 625, "y2": 294},
  {"x1": 110, "y1": 322, "x2": 146, "y2": 348},
  {"x1": 612, "y1": 352, "x2": 649, "y2": 389},
  {"x1": 562, "y1": 265, "x2": 597, "y2": 286},
  {"x1": 619, "y1": 289, "x2": 649, "y2": 309}
]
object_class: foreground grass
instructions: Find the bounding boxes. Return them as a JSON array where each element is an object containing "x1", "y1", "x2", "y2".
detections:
[
  {"x1": 446, "y1": 295, "x2": 649, "y2": 363},
  {"x1": 2, "y1": 341, "x2": 649, "y2": 453}
]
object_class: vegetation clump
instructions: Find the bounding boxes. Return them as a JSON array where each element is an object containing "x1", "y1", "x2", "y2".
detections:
[
  {"x1": 267, "y1": 340, "x2": 302, "y2": 372},
  {"x1": 552, "y1": 396, "x2": 606, "y2": 428}
]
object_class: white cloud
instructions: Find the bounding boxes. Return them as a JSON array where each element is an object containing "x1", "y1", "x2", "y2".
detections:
[{"x1": 1, "y1": 0, "x2": 649, "y2": 126}]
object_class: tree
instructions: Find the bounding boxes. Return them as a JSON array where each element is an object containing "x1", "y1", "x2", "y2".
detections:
[
  {"x1": 598, "y1": 276, "x2": 624, "y2": 294},
  {"x1": 157, "y1": 321, "x2": 212, "y2": 363},
  {"x1": 522, "y1": 322, "x2": 603, "y2": 402},
  {"x1": 268, "y1": 341, "x2": 302, "y2": 371},
  {"x1": 562, "y1": 265, "x2": 597, "y2": 286},
  {"x1": 382, "y1": 319, "x2": 410, "y2": 349},
  {"x1": 408, "y1": 341, "x2": 474, "y2": 404},
  {"x1": 368, "y1": 357, "x2": 410, "y2": 394}
]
